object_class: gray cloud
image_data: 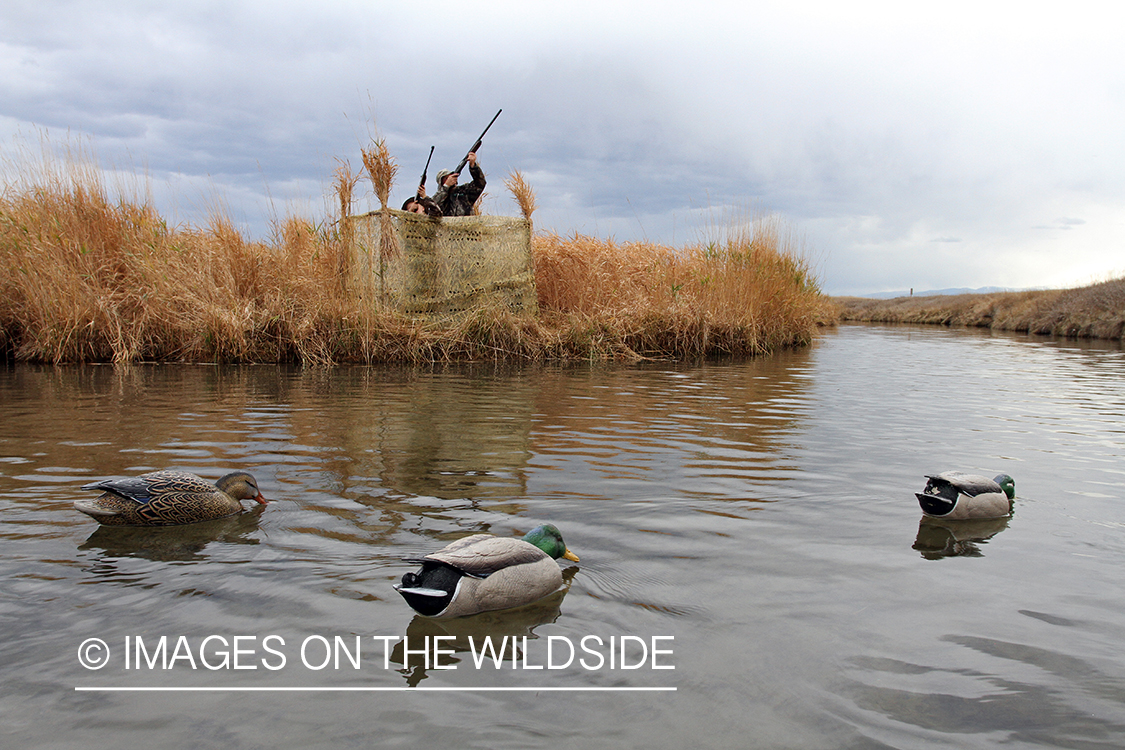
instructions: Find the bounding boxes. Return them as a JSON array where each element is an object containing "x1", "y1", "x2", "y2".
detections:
[{"x1": 2, "y1": 1, "x2": 1123, "y2": 294}]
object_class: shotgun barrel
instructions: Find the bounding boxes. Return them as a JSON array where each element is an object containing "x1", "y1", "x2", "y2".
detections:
[
  {"x1": 418, "y1": 146, "x2": 435, "y2": 193},
  {"x1": 453, "y1": 109, "x2": 502, "y2": 175}
]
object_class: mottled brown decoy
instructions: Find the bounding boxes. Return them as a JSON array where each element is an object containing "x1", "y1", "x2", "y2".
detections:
[{"x1": 76, "y1": 470, "x2": 267, "y2": 527}]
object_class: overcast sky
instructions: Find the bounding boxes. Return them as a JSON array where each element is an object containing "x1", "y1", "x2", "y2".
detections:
[{"x1": 3, "y1": 1, "x2": 1122, "y2": 295}]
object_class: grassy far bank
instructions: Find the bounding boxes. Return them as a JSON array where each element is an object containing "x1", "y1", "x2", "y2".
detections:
[
  {"x1": 0, "y1": 140, "x2": 831, "y2": 364},
  {"x1": 833, "y1": 277, "x2": 1125, "y2": 341}
]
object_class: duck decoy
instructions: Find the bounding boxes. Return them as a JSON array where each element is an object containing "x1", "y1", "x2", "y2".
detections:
[
  {"x1": 76, "y1": 470, "x2": 267, "y2": 527},
  {"x1": 915, "y1": 471, "x2": 1015, "y2": 520},
  {"x1": 394, "y1": 524, "x2": 579, "y2": 619}
]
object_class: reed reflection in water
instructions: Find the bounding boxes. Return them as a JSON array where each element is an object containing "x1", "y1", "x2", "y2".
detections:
[{"x1": 1, "y1": 324, "x2": 1124, "y2": 749}]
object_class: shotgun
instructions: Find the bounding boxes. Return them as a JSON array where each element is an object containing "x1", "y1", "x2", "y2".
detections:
[
  {"x1": 452, "y1": 109, "x2": 502, "y2": 175},
  {"x1": 418, "y1": 146, "x2": 434, "y2": 193}
]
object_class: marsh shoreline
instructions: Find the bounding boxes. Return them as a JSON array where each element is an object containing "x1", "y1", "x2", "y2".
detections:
[{"x1": 833, "y1": 276, "x2": 1125, "y2": 341}]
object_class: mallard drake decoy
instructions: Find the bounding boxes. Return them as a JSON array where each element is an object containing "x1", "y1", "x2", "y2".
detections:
[
  {"x1": 394, "y1": 524, "x2": 579, "y2": 619},
  {"x1": 76, "y1": 470, "x2": 267, "y2": 527},
  {"x1": 916, "y1": 471, "x2": 1015, "y2": 520}
]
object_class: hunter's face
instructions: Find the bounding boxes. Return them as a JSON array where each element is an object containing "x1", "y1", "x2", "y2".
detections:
[
  {"x1": 407, "y1": 202, "x2": 424, "y2": 214},
  {"x1": 444, "y1": 174, "x2": 459, "y2": 187}
]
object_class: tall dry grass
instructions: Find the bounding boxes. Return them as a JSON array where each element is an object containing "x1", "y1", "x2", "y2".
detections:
[
  {"x1": 533, "y1": 216, "x2": 826, "y2": 357},
  {"x1": 332, "y1": 159, "x2": 360, "y2": 286},
  {"x1": 0, "y1": 140, "x2": 830, "y2": 363},
  {"x1": 0, "y1": 142, "x2": 352, "y2": 364}
]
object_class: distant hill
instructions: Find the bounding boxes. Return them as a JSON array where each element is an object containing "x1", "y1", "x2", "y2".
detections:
[{"x1": 860, "y1": 286, "x2": 1014, "y2": 299}]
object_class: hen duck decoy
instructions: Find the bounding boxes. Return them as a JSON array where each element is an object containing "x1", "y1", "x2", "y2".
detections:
[
  {"x1": 76, "y1": 470, "x2": 267, "y2": 527},
  {"x1": 394, "y1": 524, "x2": 579, "y2": 619},
  {"x1": 916, "y1": 471, "x2": 1015, "y2": 520}
]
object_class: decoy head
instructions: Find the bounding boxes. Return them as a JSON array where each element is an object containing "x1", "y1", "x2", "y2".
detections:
[
  {"x1": 523, "y1": 524, "x2": 579, "y2": 562},
  {"x1": 216, "y1": 472, "x2": 268, "y2": 505},
  {"x1": 993, "y1": 474, "x2": 1016, "y2": 500}
]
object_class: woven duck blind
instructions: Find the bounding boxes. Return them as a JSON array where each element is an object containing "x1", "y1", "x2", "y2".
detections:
[{"x1": 348, "y1": 209, "x2": 538, "y2": 317}]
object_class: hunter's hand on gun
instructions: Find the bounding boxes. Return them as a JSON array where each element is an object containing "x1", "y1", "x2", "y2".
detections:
[{"x1": 448, "y1": 153, "x2": 476, "y2": 183}]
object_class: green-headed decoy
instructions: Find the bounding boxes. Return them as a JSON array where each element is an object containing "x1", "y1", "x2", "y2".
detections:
[
  {"x1": 395, "y1": 524, "x2": 579, "y2": 618},
  {"x1": 916, "y1": 471, "x2": 1015, "y2": 520}
]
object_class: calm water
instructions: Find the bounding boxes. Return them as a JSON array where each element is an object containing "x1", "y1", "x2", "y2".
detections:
[{"x1": 2, "y1": 324, "x2": 1124, "y2": 749}]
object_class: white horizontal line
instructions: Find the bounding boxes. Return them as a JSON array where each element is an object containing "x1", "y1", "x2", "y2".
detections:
[{"x1": 75, "y1": 686, "x2": 676, "y2": 692}]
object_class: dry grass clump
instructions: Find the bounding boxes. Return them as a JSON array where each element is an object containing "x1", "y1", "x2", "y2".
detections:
[
  {"x1": 835, "y1": 276, "x2": 1125, "y2": 340},
  {"x1": 331, "y1": 160, "x2": 361, "y2": 286},
  {"x1": 360, "y1": 139, "x2": 396, "y2": 209},
  {"x1": 360, "y1": 139, "x2": 400, "y2": 259},
  {"x1": 533, "y1": 214, "x2": 830, "y2": 357},
  {"x1": 1, "y1": 139, "x2": 830, "y2": 363},
  {"x1": 505, "y1": 171, "x2": 537, "y2": 221}
]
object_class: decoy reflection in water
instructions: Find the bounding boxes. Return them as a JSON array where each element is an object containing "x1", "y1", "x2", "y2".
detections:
[
  {"x1": 392, "y1": 587, "x2": 572, "y2": 686},
  {"x1": 913, "y1": 515, "x2": 1011, "y2": 559},
  {"x1": 76, "y1": 470, "x2": 267, "y2": 527},
  {"x1": 79, "y1": 512, "x2": 264, "y2": 563},
  {"x1": 395, "y1": 524, "x2": 579, "y2": 619},
  {"x1": 915, "y1": 471, "x2": 1015, "y2": 520}
]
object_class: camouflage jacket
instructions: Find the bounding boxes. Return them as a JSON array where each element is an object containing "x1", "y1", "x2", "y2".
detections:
[{"x1": 433, "y1": 162, "x2": 486, "y2": 217}]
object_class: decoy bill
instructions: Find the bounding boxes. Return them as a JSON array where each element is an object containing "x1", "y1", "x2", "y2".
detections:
[
  {"x1": 76, "y1": 470, "x2": 267, "y2": 527},
  {"x1": 395, "y1": 524, "x2": 579, "y2": 619},
  {"x1": 915, "y1": 471, "x2": 1015, "y2": 520}
]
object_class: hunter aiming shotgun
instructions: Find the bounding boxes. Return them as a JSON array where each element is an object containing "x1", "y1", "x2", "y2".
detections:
[
  {"x1": 418, "y1": 145, "x2": 435, "y2": 193},
  {"x1": 452, "y1": 109, "x2": 502, "y2": 175}
]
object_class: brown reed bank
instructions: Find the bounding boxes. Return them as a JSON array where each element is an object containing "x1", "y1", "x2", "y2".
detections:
[
  {"x1": 834, "y1": 277, "x2": 1125, "y2": 340},
  {"x1": 533, "y1": 223, "x2": 828, "y2": 359},
  {"x1": 0, "y1": 145, "x2": 829, "y2": 364}
]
